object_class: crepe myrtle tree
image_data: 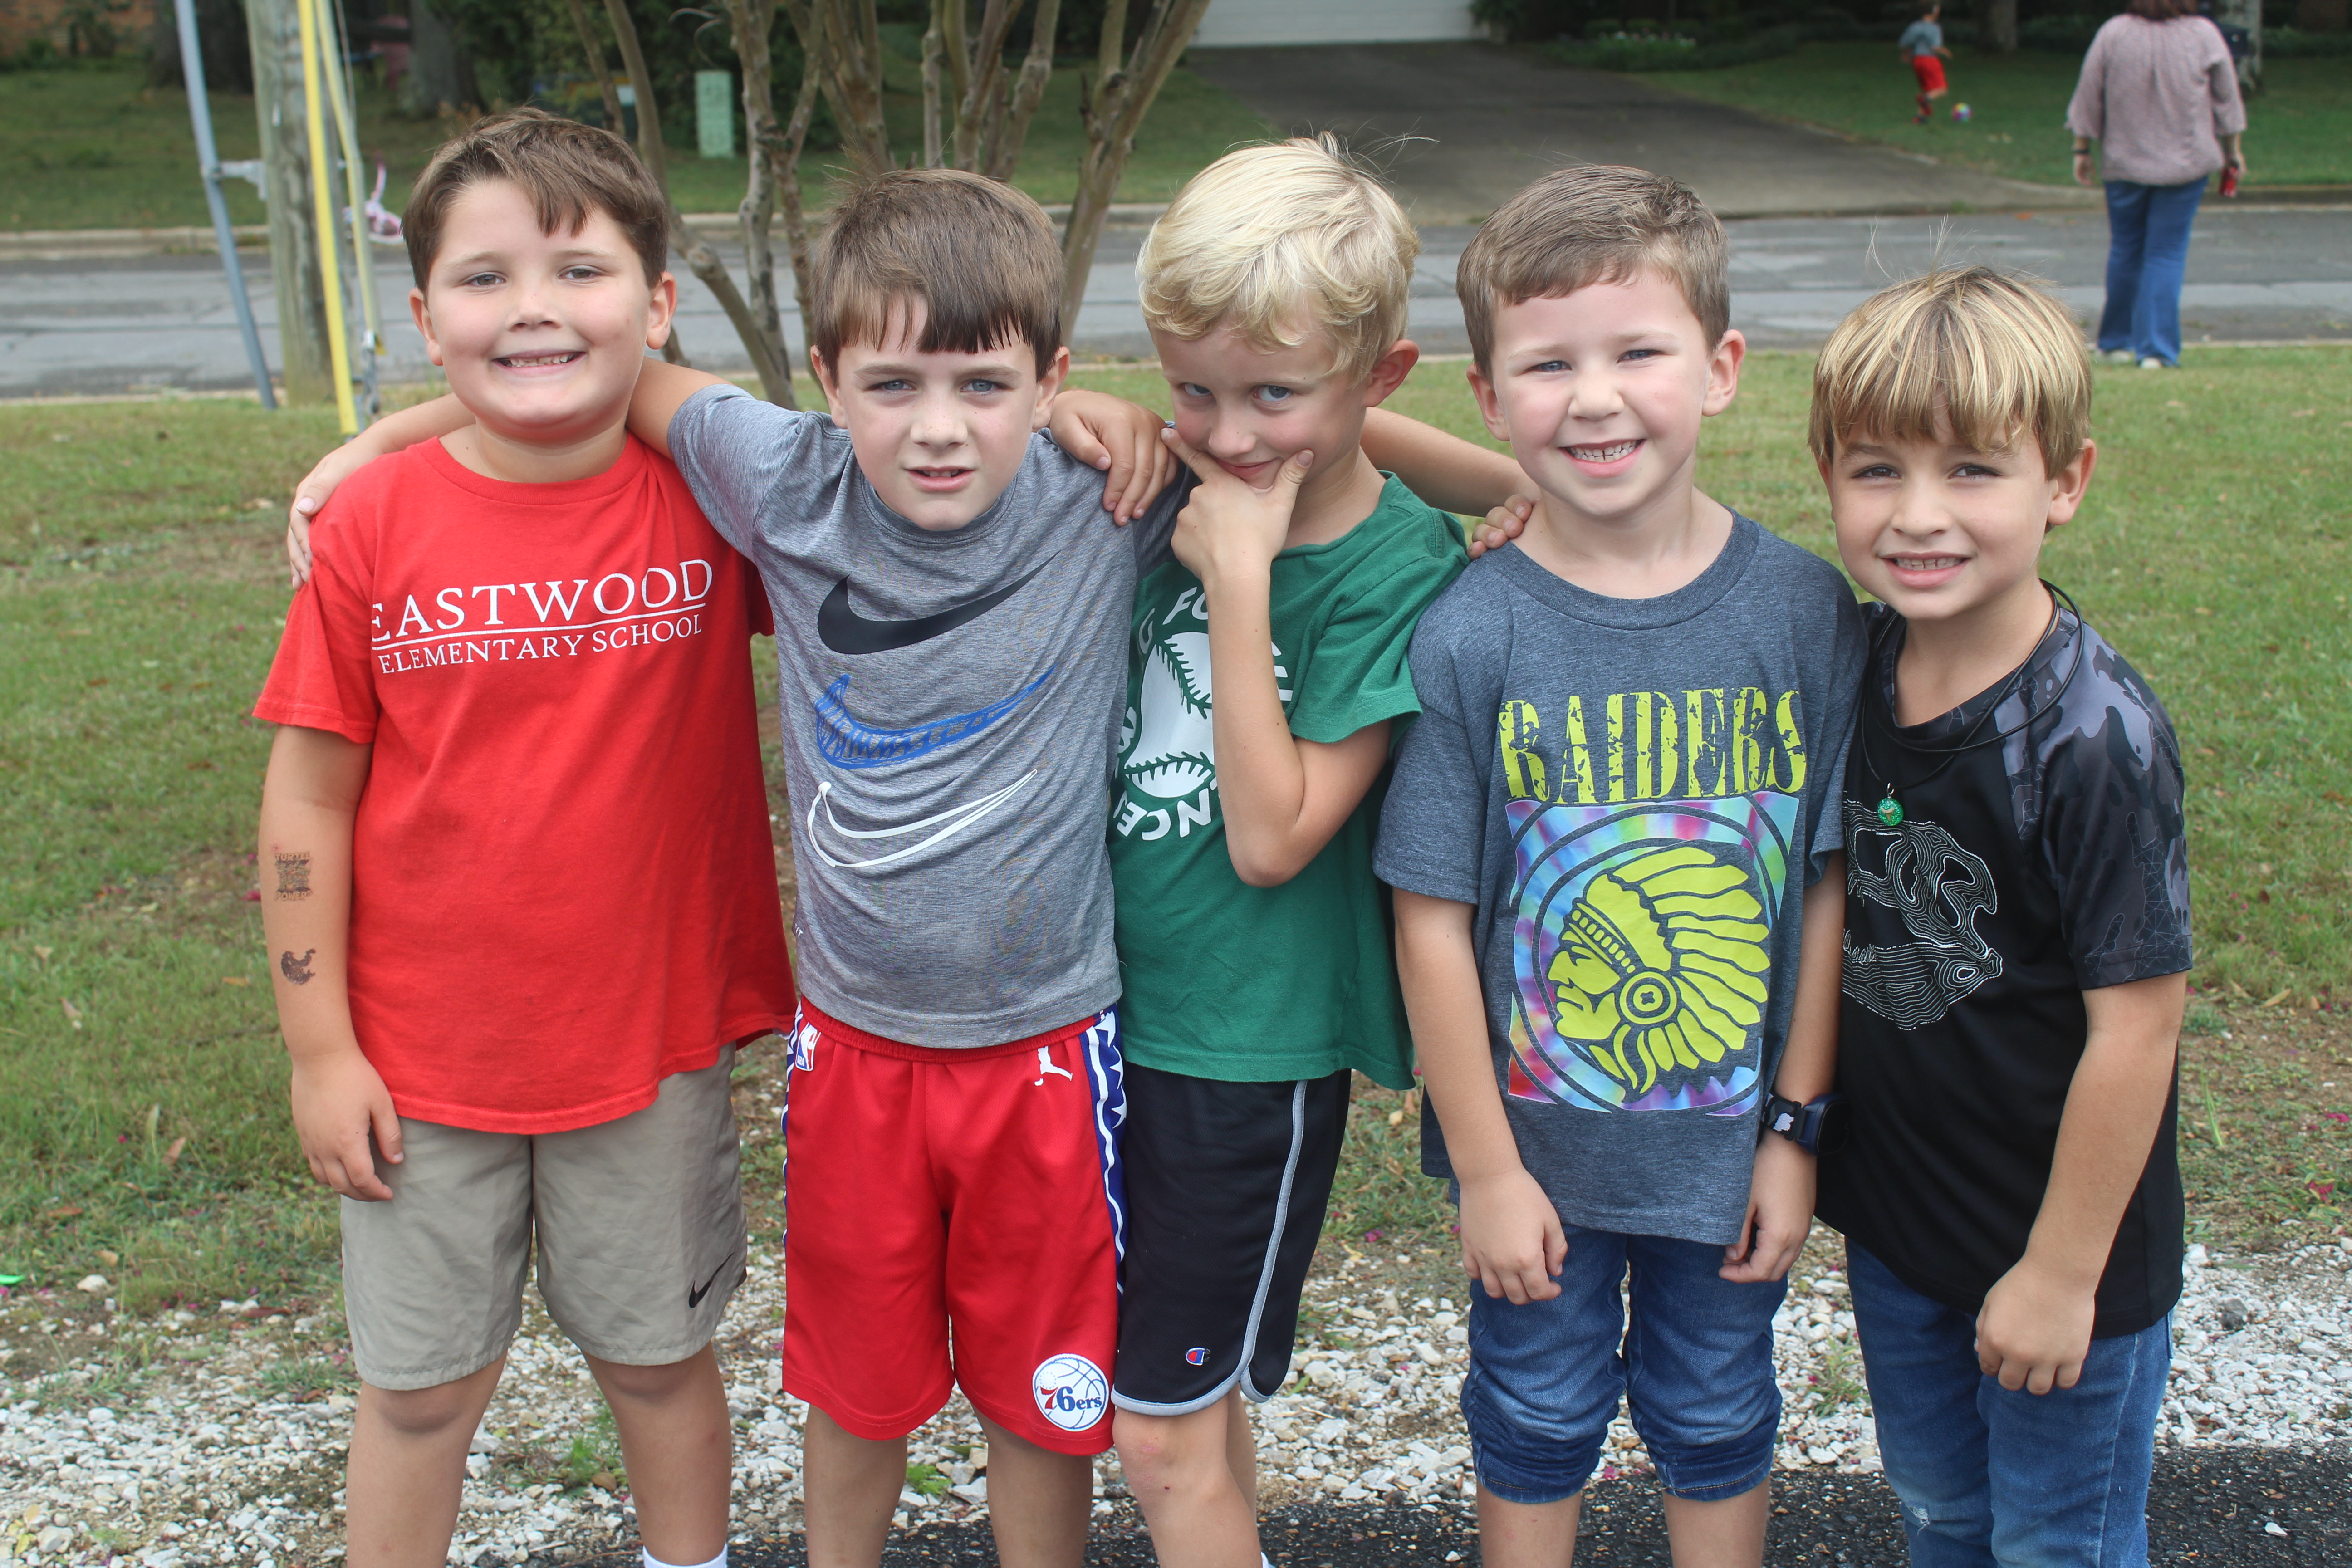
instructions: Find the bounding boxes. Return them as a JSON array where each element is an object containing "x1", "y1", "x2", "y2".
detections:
[{"x1": 564, "y1": 0, "x2": 1214, "y2": 407}]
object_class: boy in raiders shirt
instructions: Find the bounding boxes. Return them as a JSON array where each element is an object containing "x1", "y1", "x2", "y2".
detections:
[{"x1": 1809, "y1": 268, "x2": 2192, "y2": 1568}]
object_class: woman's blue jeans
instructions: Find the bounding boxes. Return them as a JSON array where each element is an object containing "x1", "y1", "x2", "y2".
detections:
[
  {"x1": 1847, "y1": 1244, "x2": 2171, "y2": 1568},
  {"x1": 2098, "y1": 178, "x2": 2205, "y2": 367}
]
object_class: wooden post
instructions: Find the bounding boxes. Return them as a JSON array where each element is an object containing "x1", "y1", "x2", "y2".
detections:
[{"x1": 245, "y1": 0, "x2": 334, "y2": 406}]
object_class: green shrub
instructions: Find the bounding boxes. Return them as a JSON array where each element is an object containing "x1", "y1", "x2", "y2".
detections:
[{"x1": 2265, "y1": 24, "x2": 2352, "y2": 55}]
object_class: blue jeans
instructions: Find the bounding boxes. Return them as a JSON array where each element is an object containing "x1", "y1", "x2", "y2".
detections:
[
  {"x1": 2098, "y1": 179, "x2": 2205, "y2": 367},
  {"x1": 1461, "y1": 1225, "x2": 1784, "y2": 1504},
  {"x1": 1847, "y1": 1244, "x2": 2171, "y2": 1568}
]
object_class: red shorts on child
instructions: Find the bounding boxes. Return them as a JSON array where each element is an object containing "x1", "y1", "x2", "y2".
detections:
[
  {"x1": 779, "y1": 1001, "x2": 1125, "y2": 1455},
  {"x1": 1911, "y1": 55, "x2": 1947, "y2": 93}
]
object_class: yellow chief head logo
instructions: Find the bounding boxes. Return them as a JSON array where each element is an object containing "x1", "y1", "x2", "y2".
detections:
[{"x1": 1547, "y1": 845, "x2": 1770, "y2": 1094}]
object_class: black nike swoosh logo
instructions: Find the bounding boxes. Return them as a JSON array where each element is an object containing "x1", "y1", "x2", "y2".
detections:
[
  {"x1": 817, "y1": 564, "x2": 1048, "y2": 655},
  {"x1": 686, "y1": 1249, "x2": 737, "y2": 1309}
]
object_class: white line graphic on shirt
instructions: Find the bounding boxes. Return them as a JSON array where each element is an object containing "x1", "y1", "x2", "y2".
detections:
[
  {"x1": 1841, "y1": 798, "x2": 2002, "y2": 1030},
  {"x1": 804, "y1": 773, "x2": 1038, "y2": 872}
]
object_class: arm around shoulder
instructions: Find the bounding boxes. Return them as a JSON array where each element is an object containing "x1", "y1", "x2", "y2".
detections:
[{"x1": 627, "y1": 358, "x2": 735, "y2": 459}]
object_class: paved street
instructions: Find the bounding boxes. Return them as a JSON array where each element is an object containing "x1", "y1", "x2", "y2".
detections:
[{"x1": 3, "y1": 204, "x2": 2344, "y2": 398}]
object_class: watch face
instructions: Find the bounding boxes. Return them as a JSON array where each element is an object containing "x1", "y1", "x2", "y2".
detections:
[{"x1": 1816, "y1": 1098, "x2": 1853, "y2": 1156}]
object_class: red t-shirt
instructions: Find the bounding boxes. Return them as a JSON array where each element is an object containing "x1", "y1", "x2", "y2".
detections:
[{"x1": 255, "y1": 436, "x2": 794, "y2": 1133}]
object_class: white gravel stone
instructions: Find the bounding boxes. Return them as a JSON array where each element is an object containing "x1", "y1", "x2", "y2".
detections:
[{"x1": 4, "y1": 1228, "x2": 2346, "y2": 1561}]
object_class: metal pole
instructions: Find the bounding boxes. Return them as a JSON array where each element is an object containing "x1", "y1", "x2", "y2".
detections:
[
  {"x1": 174, "y1": 0, "x2": 276, "y2": 409},
  {"x1": 297, "y1": 0, "x2": 360, "y2": 436}
]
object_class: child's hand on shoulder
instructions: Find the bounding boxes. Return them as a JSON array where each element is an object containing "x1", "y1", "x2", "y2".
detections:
[
  {"x1": 1161, "y1": 428, "x2": 1311, "y2": 592},
  {"x1": 284, "y1": 441, "x2": 383, "y2": 588},
  {"x1": 1976, "y1": 1257, "x2": 2096, "y2": 1394},
  {"x1": 1047, "y1": 388, "x2": 1179, "y2": 524},
  {"x1": 1468, "y1": 493, "x2": 1536, "y2": 559},
  {"x1": 1456, "y1": 1166, "x2": 1568, "y2": 1304}
]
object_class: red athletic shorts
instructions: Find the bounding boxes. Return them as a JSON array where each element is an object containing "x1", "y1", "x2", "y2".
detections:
[
  {"x1": 1911, "y1": 55, "x2": 1947, "y2": 93},
  {"x1": 779, "y1": 1001, "x2": 1125, "y2": 1454}
]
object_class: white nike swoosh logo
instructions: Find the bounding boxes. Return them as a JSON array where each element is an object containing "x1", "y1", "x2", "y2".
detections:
[{"x1": 804, "y1": 773, "x2": 1038, "y2": 871}]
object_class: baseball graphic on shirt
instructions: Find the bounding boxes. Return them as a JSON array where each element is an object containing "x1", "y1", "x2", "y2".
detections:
[
  {"x1": 1544, "y1": 844, "x2": 1769, "y2": 1096},
  {"x1": 1122, "y1": 630, "x2": 1216, "y2": 799}
]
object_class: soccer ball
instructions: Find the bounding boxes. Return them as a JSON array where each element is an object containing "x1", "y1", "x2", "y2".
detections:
[{"x1": 1951, "y1": 102, "x2": 1973, "y2": 122}]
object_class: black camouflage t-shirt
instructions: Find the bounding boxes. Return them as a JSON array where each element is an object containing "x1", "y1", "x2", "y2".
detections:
[{"x1": 1816, "y1": 600, "x2": 2192, "y2": 1337}]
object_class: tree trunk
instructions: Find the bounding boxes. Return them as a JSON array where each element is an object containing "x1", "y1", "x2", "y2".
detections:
[
  {"x1": 245, "y1": 0, "x2": 332, "y2": 405},
  {"x1": 602, "y1": 0, "x2": 795, "y2": 401},
  {"x1": 783, "y1": 0, "x2": 894, "y2": 175},
  {"x1": 723, "y1": 0, "x2": 801, "y2": 406},
  {"x1": 987, "y1": 0, "x2": 1062, "y2": 181},
  {"x1": 2214, "y1": 0, "x2": 2262, "y2": 90},
  {"x1": 401, "y1": 0, "x2": 476, "y2": 118},
  {"x1": 1061, "y1": 0, "x2": 1214, "y2": 335},
  {"x1": 1987, "y1": 0, "x2": 2018, "y2": 54}
]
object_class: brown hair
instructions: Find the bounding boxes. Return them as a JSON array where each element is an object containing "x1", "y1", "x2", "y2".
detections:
[
  {"x1": 1808, "y1": 267, "x2": 2090, "y2": 472},
  {"x1": 2124, "y1": 0, "x2": 2199, "y2": 18},
  {"x1": 810, "y1": 167, "x2": 1063, "y2": 378},
  {"x1": 1455, "y1": 165, "x2": 1730, "y2": 373},
  {"x1": 403, "y1": 107, "x2": 670, "y2": 288}
]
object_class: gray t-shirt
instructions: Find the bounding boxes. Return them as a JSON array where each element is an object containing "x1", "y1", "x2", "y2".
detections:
[
  {"x1": 1374, "y1": 517, "x2": 1866, "y2": 1245},
  {"x1": 669, "y1": 385, "x2": 1178, "y2": 1046},
  {"x1": 1899, "y1": 18, "x2": 1944, "y2": 56}
]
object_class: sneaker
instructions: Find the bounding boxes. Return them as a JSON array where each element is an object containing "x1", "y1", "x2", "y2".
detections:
[
  {"x1": 2102, "y1": 348, "x2": 2139, "y2": 365},
  {"x1": 2139, "y1": 357, "x2": 2170, "y2": 370},
  {"x1": 1914, "y1": 113, "x2": 1929, "y2": 124}
]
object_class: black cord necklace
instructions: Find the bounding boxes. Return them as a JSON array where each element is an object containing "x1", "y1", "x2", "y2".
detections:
[{"x1": 1858, "y1": 582, "x2": 2085, "y2": 828}]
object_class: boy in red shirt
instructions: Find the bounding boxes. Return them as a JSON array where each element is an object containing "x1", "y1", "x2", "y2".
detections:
[{"x1": 255, "y1": 110, "x2": 794, "y2": 1568}]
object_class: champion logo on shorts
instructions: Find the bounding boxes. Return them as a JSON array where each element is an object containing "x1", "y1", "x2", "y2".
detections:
[
  {"x1": 1185, "y1": 1347, "x2": 1208, "y2": 1366},
  {"x1": 1032, "y1": 1352, "x2": 1109, "y2": 1432}
]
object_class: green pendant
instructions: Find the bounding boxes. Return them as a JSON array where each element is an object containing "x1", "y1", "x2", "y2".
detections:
[{"x1": 1877, "y1": 795, "x2": 1905, "y2": 828}]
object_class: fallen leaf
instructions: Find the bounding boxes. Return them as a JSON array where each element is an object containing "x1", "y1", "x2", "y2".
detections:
[
  {"x1": 164, "y1": 1137, "x2": 186, "y2": 1165},
  {"x1": 2259, "y1": 988, "x2": 2292, "y2": 1008},
  {"x1": 43, "y1": 1206, "x2": 81, "y2": 1220},
  {"x1": 591, "y1": 1470, "x2": 618, "y2": 1492},
  {"x1": 98, "y1": 1249, "x2": 118, "y2": 1267},
  {"x1": 60, "y1": 998, "x2": 82, "y2": 1028},
  {"x1": 219, "y1": 976, "x2": 250, "y2": 988},
  {"x1": 32, "y1": 946, "x2": 52, "y2": 962},
  {"x1": 185, "y1": 759, "x2": 216, "y2": 772}
]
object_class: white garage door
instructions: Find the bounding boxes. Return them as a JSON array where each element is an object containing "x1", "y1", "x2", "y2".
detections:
[{"x1": 1191, "y1": 0, "x2": 1482, "y2": 47}]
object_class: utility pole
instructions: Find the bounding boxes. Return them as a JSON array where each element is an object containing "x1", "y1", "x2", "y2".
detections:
[{"x1": 245, "y1": 0, "x2": 335, "y2": 406}]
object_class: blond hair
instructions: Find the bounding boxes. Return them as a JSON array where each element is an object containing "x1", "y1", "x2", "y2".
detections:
[
  {"x1": 1808, "y1": 268, "x2": 2089, "y2": 470},
  {"x1": 1455, "y1": 165, "x2": 1729, "y2": 373},
  {"x1": 811, "y1": 167, "x2": 1063, "y2": 377},
  {"x1": 406, "y1": 107, "x2": 669, "y2": 288},
  {"x1": 1137, "y1": 137, "x2": 1417, "y2": 384}
]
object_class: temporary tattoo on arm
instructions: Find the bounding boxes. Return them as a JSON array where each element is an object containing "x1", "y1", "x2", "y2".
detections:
[
  {"x1": 274, "y1": 852, "x2": 314, "y2": 901},
  {"x1": 280, "y1": 949, "x2": 317, "y2": 985}
]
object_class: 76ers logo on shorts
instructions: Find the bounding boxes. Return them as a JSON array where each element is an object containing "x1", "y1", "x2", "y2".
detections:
[{"x1": 1032, "y1": 1353, "x2": 1109, "y2": 1433}]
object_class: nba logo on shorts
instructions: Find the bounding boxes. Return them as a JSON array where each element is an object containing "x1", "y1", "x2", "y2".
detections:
[
  {"x1": 1032, "y1": 1353, "x2": 1109, "y2": 1433},
  {"x1": 1185, "y1": 1347, "x2": 1208, "y2": 1366}
]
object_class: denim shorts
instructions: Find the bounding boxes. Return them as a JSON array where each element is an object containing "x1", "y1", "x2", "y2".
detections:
[
  {"x1": 1847, "y1": 1243, "x2": 2171, "y2": 1567},
  {"x1": 1461, "y1": 1223, "x2": 1787, "y2": 1504}
]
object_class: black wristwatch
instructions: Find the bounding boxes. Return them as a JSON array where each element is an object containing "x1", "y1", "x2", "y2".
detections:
[{"x1": 1763, "y1": 1092, "x2": 1850, "y2": 1155}]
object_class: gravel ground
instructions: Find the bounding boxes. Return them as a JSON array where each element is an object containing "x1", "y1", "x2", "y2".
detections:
[{"x1": 2, "y1": 1225, "x2": 2346, "y2": 1565}]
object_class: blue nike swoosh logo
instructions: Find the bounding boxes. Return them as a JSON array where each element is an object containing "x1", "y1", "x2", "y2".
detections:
[{"x1": 813, "y1": 669, "x2": 1055, "y2": 769}]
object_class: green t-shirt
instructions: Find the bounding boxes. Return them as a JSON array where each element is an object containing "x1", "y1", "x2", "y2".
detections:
[{"x1": 1110, "y1": 475, "x2": 1469, "y2": 1087}]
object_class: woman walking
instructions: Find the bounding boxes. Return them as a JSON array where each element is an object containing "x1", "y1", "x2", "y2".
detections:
[{"x1": 2066, "y1": 0, "x2": 2248, "y2": 369}]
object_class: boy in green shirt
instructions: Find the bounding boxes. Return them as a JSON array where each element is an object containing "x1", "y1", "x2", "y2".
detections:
[{"x1": 1107, "y1": 139, "x2": 1505, "y2": 1568}]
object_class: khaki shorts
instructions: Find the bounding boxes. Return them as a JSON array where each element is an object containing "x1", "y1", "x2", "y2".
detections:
[{"x1": 341, "y1": 1048, "x2": 746, "y2": 1391}]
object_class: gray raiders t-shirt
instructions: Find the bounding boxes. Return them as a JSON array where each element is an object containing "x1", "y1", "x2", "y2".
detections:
[
  {"x1": 670, "y1": 384, "x2": 1179, "y2": 1046},
  {"x1": 1374, "y1": 517, "x2": 1866, "y2": 1245}
]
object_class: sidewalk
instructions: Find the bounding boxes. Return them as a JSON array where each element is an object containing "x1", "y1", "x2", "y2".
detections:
[{"x1": 1184, "y1": 41, "x2": 2099, "y2": 223}]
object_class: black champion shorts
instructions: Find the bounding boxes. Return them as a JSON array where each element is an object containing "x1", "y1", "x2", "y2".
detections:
[{"x1": 1112, "y1": 1063, "x2": 1351, "y2": 1414}]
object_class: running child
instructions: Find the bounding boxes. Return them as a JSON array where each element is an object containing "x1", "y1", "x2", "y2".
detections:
[
  {"x1": 1811, "y1": 267, "x2": 2191, "y2": 1568},
  {"x1": 1901, "y1": 3, "x2": 1955, "y2": 124}
]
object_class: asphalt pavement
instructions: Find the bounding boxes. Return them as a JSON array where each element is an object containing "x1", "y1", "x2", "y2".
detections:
[
  {"x1": 551, "y1": 1445, "x2": 2351, "y2": 1566},
  {"x1": 4, "y1": 40, "x2": 2346, "y2": 398}
]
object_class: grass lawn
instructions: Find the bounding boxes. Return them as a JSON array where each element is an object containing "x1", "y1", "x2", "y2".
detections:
[
  {"x1": 0, "y1": 54, "x2": 1267, "y2": 234},
  {"x1": 1, "y1": 348, "x2": 2345, "y2": 1318},
  {"x1": 1643, "y1": 42, "x2": 2352, "y2": 191}
]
